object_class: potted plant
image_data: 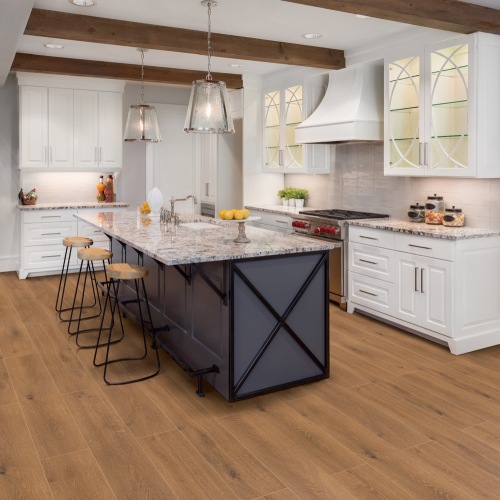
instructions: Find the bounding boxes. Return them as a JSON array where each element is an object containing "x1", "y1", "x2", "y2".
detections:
[
  {"x1": 277, "y1": 188, "x2": 289, "y2": 206},
  {"x1": 289, "y1": 187, "x2": 309, "y2": 208}
]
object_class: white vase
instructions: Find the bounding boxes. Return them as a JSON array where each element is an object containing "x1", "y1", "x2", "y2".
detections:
[
  {"x1": 288, "y1": 199, "x2": 296, "y2": 207},
  {"x1": 147, "y1": 186, "x2": 164, "y2": 215},
  {"x1": 282, "y1": 199, "x2": 289, "y2": 206},
  {"x1": 295, "y1": 199, "x2": 304, "y2": 208}
]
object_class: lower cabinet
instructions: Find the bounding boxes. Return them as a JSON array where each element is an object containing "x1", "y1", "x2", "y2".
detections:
[
  {"x1": 18, "y1": 206, "x2": 125, "y2": 279},
  {"x1": 247, "y1": 210, "x2": 292, "y2": 234},
  {"x1": 347, "y1": 225, "x2": 500, "y2": 354}
]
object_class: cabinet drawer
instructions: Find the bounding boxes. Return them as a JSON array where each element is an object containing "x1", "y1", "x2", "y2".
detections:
[
  {"x1": 395, "y1": 233, "x2": 454, "y2": 261},
  {"x1": 349, "y1": 242, "x2": 394, "y2": 282},
  {"x1": 349, "y1": 272, "x2": 394, "y2": 315},
  {"x1": 249, "y1": 211, "x2": 292, "y2": 230},
  {"x1": 348, "y1": 226, "x2": 394, "y2": 249},
  {"x1": 22, "y1": 244, "x2": 78, "y2": 270},
  {"x1": 78, "y1": 220, "x2": 108, "y2": 243},
  {"x1": 23, "y1": 209, "x2": 76, "y2": 223},
  {"x1": 23, "y1": 221, "x2": 77, "y2": 246}
]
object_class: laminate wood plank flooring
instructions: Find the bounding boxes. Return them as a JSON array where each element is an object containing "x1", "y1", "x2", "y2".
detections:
[{"x1": 2, "y1": 272, "x2": 500, "y2": 499}]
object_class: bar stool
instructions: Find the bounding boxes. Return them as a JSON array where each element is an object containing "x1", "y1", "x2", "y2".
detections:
[
  {"x1": 68, "y1": 247, "x2": 113, "y2": 343},
  {"x1": 55, "y1": 236, "x2": 94, "y2": 321},
  {"x1": 93, "y1": 263, "x2": 161, "y2": 385}
]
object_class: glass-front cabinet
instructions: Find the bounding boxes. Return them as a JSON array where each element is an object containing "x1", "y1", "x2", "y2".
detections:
[
  {"x1": 264, "y1": 85, "x2": 303, "y2": 172},
  {"x1": 386, "y1": 38, "x2": 470, "y2": 176},
  {"x1": 386, "y1": 33, "x2": 500, "y2": 178}
]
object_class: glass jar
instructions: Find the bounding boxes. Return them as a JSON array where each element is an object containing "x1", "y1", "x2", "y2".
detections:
[
  {"x1": 425, "y1": 194, "x2": 445, "y2": 224},
  {"x1": 408, "y1": 203, "x2": 425, "y2": 222},
  {"x1": 443, "y1": 206, "x2": 465, "y2": 227}
]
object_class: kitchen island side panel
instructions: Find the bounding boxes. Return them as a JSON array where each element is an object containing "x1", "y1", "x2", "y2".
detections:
[{"x1": 230, "y1": 252, "x2": 329, "y2": 400}]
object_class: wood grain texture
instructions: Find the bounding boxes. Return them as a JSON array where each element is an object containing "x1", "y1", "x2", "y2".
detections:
[
  {"x1": 24, "y1": 9, "x2": 345, "y2": 70},
  {"x1": 3, "y1": 272, "x2": 500, "y2": 499},
  {"x1": 284, "y1": 0, "x2": 500, "y2": 35},
  {"x1": 41, "y1": 450, "x2": 115, "y2": 500}
]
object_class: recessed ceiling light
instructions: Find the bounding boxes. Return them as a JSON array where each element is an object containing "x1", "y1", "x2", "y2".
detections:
[
  {"x1": 44, "y1": 43, "x2": 64, "y2": 49},
  {"x1": 228, "y1": 63, "x2": 242, "y2": 68},
  {"x1": 70, "y1": 0, "x2": 96, "y2": 6},
  {"x1": 302, "y1": 33, "x2": 322, "y2": 39},
  {"x1": 355, "y1": 14, "x2": 369, "y2": 19}
]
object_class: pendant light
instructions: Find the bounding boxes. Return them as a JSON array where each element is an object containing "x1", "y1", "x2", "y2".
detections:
[
  {"x1": 184, "y1": 0, "x2": 235, "y2": 134},
  {"x1": 124, "y1": 48, "x2": 162, "y2": 142}
]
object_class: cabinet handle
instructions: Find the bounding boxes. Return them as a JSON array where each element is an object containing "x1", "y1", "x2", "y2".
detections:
[
  {"x1": 45, "y1": 146, "x2": 48, "y2": 162},
  {"x1": 99, "y1": 147, "x2": 102, "y2": 162},
  {"x1": 41, "y1": 232, "x2": 61, "y2": 236},
  {"x1": 205, "y1": 183, "x2": 209, "y2": 196},
  {"x1": 279, "y1": 149, "x2": 284, "y2": 167},
  {"x1": 419, "y1": 143, "x2": 423, "y2": 166},
  {"x1": 275, "y1": 219, "x2": 288, "y2": 224},
  {"x1": 415, "y1": 267, "x2": 419, "y2": 292},
  {"x1": 49, "y1": 146, "x2": 52, "y2": 163},
  {"x1": 359, "y1": 258, "x2": 378, "y2": 265},
  {"x1": 359, "y1": 289, "x2": 378, "y2": 297},
  {"x1": 424, "y1": 142, "x2": 429, "y2": 166},
  {"x1": 359, "y1": 235, "x2": 377, "y2": 240},
  {"x1": 41, "y1": 215, "x2": 61, "y2": 219},
  {"x1": 42, "y1": 255, "x2": 61, "y2": 259},
  {"x1": 95, "y1": 147, "x2": 98, "y2": 163},
  {"x1": 409, "y1": 244, "x2": 432, "y2": 250},
  {"x1": 421, "y1": 268, "x2": 424, "y2": 293}
]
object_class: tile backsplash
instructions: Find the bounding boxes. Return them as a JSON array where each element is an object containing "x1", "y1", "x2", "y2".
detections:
[{"x1": 286, "y1": 143, "x2": 500, "y2": 229}]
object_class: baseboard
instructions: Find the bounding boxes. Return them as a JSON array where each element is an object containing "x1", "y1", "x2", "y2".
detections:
[{"x1": 0, "y1": 255, "x2": 18, "y2": 273}]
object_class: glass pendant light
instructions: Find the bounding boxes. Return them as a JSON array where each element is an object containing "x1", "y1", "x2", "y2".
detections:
[
  {"x1": 124, "y1": 48, "x2": 162, "y2": 142},
  {"x1": 184, "y1": 0, "x2": 235, "y2": 134}
]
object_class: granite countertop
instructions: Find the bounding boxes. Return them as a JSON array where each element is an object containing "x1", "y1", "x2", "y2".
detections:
[
  {"x1": 17, "y1": 202, "x2": 129, "y2": 210},
  {"x1": 245, "y1": 204, "x2": 320, "y2": 216},
  {"x1": 76, "y1": 211, "x2": 339, "y2": 266},
  {"x1": 348, "y1": 218, "x2": 500, "y2": 240}
]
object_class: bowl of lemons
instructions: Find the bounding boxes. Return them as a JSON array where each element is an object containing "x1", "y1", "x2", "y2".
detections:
[{"x1": 218, "y1": 209, "x2": 260, "y2": 243}]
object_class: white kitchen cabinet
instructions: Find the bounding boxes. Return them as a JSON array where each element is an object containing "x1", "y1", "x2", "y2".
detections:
[
  {"x1": 18, "y1": 74, "x2": 124, "y2": 171},
  {"x1": 200, "y1": 134, "x2": 217, "y2": 204},
  {"x1": 18, "y1": 206, "x2": 125, "y2": 279},
  {"x1": 263, "y1": 75, "x2": 329, "y2": 174},
  {"x1": 385, "y1": 32, "x2": 500, "y2": 178},
  {"x1": 347, "y1": 225, "x2": 500, "y2": 354},
  {"x1": 246, "y1": 209, "x2": 292, "y2": 234},
  {"x1": 20, "y1": 86, "x2": 74, "y2": 169},
  {"x1": 74, "y1": 90, "x2": 123, "y2": 170}
]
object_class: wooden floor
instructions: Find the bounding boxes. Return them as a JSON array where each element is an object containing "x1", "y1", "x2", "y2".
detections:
[{"x1": 2, "y1": 272, "x2": 500, "y2": 499}]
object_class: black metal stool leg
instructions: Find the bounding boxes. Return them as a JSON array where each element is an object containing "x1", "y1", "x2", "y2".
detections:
[{"x1": 55, "y1": 246, "x2": 71, "y2": 313}]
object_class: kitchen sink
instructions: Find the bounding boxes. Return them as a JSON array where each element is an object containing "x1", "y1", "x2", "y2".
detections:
[{"x1": 180, "y1": 222, "x2": 218, "y2": 229}]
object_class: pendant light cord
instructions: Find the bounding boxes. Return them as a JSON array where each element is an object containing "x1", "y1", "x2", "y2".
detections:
[
  {"x1": 140, "y1": 49, "x2": 145, "y2": 104},
  {"x1": 206, "y1": 1, "x2": 213, "y2": 81}
]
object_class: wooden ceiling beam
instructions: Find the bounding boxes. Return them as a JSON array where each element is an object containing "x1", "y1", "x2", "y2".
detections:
[
  {"x1": 25, "y1": 8, "x2": 345, "y2": 70},
  {"x1": 283, "y1": 0, "x2": 500, "y2": 35},
  {"x1": 11, "y1": 53, "x2": 244, "y2": 89}
]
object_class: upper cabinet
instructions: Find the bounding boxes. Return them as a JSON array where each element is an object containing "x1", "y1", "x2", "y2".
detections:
[
  {"x1": 18, "y1": 74, "x2": 124, "y2": 171},
  {"x1": 263, "y1": 75, "x2": 330, "y2": 174},
  {"x1": 385, "y1": 33, "x2": 500, "y2": 178}
]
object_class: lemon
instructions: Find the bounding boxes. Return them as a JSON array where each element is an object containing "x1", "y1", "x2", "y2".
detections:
[
  {"x1": 233, "y1": 209, "x2": 245, "y2": 220},
  {"x1": 241, "y1": 209, "x2": 250, "y2": 219},
  {"x1": 219, "y1": 209, "x2": 226, "y2": 219}
]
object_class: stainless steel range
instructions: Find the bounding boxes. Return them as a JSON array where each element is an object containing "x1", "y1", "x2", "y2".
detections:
[{"x1": 291, "y1": 209, "x2": 389, "y2": 306}]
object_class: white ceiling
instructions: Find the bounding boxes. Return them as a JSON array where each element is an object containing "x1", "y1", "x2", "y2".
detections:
[{"x1": 2, "y1": 0, "x2": 500, "y2": 85}]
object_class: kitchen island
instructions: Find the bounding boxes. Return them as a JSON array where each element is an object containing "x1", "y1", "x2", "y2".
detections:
[{"x1": 76, "y1": 211, "x2": 339, "y2": 401}]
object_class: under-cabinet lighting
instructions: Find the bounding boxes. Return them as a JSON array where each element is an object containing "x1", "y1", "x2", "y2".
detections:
[
  {"x1": 44, "y1": 44, "x2": 64, "y2": 49},
  {"x1": 302, "y1": 33, "x2": 322, "y2": 39},
  {"x1": 70, "y1": 0, "x2": 96, "y2": 6}
]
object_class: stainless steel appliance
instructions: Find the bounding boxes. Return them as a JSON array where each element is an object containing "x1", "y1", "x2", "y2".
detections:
[{"x1": 291, "y1": 209, "x2": 389, "y2": 306}]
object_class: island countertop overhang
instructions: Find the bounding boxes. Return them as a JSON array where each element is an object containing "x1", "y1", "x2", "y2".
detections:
[{"x1": 75, "y1": 211, "x2": 339, "y2": 266}]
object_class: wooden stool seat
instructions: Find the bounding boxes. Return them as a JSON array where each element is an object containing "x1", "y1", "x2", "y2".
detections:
[
  {"x1": 78, "y1": 247, "x2": 113, "y2": 261},
  {"x1": 107, "y1": 263, "x2": 148, "y2": 281},
  {"x1": 63, "y1": 236, "x2": 93, "y2": 248}
]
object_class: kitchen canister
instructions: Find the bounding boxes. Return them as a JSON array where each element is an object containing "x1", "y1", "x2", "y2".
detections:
[
  {"x1": 408, "y1": 203, "x2": 425, "y2": 222},
  {"x1": 425, "y1": 194, "x2": 445, "y2": 224},
  {"x1": 443, "y1": 206, "x2": 465, "y2": 227}
]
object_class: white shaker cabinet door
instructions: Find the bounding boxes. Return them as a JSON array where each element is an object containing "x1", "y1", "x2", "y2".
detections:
[
  {"x1": 394, "y1": 252, "x2": 421, "y2": 325},
  {"x1": 20, "y1": 86, "x2": 48, "y2": 168},
  {"x1": 74, "y1": 90, "x2": 99, "y2": 169},
  {"x1": 48, "y1": 88, "x2": 74, "y2": 168},
  {"x1": 98, "y1": 91, "x2": 123, "y2": 170}
]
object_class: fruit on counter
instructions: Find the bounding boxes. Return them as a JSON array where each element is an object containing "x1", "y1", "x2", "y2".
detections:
[
  {"x1": 219, "y1": 208, "x2": 250, "y2": 220},
  {"x1": 139, "y1": 201, "x2": 151, "y2": 214}
]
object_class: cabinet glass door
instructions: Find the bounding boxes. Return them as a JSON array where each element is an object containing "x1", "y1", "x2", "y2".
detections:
[
  {"x1": 264, "y1": 90, "x2": 280, "y2": 169},
  {"x1": 283, "y1": 85, "x2": 303, "y2": 170},
  {"x1": 388, "y1": 56, "x2": 421, "y2": 170},
  {"x1": 429, "y1": 43, "x2": 468, "y2": 172}
]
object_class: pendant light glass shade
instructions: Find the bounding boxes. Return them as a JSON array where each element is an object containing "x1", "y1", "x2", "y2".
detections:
[
  {"x1": 124, "y1": 104, "x2": 162, "y2": 142},
  {"x1": 185, "y1": 1, "x2": 234, "y2": 134},
  {"x1": 124, "y1": 48, "x2": 162, "y2": 143},
  {"x1": 184, "y1": 78, "x2": 234, "y2": 134}
]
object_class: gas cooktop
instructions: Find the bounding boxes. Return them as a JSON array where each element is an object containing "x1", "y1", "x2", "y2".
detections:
[{"x1": 299, "y1": 209, "x2": 389, "y2": 221}]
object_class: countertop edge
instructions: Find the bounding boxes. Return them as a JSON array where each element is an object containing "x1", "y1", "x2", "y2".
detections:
[{"x1": 17, "y1": 202, "x2": 130, "y2": 210}]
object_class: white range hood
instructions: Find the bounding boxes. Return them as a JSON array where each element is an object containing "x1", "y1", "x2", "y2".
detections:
[{"x1": 295, "y1": 63, "x2": 384, "y2": 144}]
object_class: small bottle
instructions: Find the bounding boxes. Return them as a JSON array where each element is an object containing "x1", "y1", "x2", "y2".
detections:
[
  {"x1": 104, "y1": 175, "x2": 114, "y2": 203},
  {"x1": 97, "y1": 176, "x2": 106, "y2": 202}
]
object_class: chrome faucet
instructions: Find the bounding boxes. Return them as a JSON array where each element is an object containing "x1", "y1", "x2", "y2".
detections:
[{"x1": 169, "y1": 195, "x2": 197, "y2": 214}]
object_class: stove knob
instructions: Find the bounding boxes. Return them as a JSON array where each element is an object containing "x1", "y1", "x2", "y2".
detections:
[
  {"x1": 292, "y1": 221, "x2": 299, "y2": 228},
  {"x1": 314, "y1": 227, "x2": 321, "y2": 235},
  {"x1": 333, "y1": 226, "x2": 341, "y2": 235}
]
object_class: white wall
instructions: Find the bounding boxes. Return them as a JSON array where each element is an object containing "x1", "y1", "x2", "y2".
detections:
[
  {"x1": 286, "y1": 143, "x2": 500, "y2": 229},
  {"x1": 0, "y1": 74, "x2": 19, "y2": 271}
]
